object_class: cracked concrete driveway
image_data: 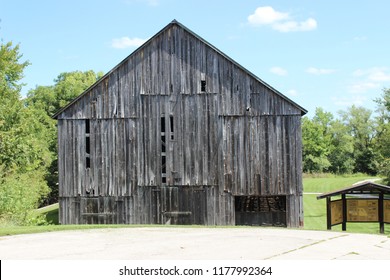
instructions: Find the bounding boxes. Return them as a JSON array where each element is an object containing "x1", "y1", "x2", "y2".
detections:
[{"x1": 0, "y1": 227, "x2": 389, "y2": 260}]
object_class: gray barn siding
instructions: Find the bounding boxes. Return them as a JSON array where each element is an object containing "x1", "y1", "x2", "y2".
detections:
[{"x1": 56, "y1": 21, "x2": 305, "y2": 227}]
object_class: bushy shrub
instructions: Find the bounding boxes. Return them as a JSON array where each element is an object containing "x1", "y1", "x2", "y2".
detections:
[{"x1": 0, "y1": 170, "x2": 49, "y2": 225}]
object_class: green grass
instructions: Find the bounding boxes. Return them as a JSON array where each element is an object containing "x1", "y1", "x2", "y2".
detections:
[
  {"x1": 303, "y1": 174, "x2": 380, "y2": 193},
  {"x1": 0, "y1": 224, "x2": 163, "y2": 237},
  {"x1": 35, "y1": 203, "x2": 59, "y2": 225}
]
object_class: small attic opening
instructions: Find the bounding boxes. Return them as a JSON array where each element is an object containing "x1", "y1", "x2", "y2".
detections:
[{"x1": 201, "y1": 80, "x2": 206, "y2": 92}]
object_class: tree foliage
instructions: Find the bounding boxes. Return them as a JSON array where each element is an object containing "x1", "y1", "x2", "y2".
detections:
[
  {"x1": 0, "y1": 38, "x2": 101, "y2": 224},
  {"x1": 302, "y1": 105, "x2": 378, "y2": 175},
  {"x1": 302, "y1": 108, "x2": 332, "y2": 173},
  {"x1": 0, "y1": 41, "x2": 51, "y2": 224},
  {"x1": 301, "y1": 89, "x2": 390, "y2": 178},
  {"x1": 26, "y1": 70, "x2": 103, "y2": 116},
  {"x1": 338, "y1": 105, "x2": 377, "y2": 175},
  {"x1": 374, "y1": 88, "x2": 390, "y2": 183}
]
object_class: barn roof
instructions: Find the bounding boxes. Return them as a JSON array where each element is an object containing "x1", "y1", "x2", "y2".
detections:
[
  {"x1": 317, "y1": 181, "x2": 390, "y2": 199},
  {"x1": 53, "y1": 19, "x2": 307, "y2": 119}
]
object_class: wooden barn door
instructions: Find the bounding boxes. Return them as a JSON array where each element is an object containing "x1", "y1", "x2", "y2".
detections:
[{"x1": 161, "y1": 187, "x2": 206, "y2": 225}]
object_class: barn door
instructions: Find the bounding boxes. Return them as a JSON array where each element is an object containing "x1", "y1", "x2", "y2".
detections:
[{"x1": 161, "y1": 187, "x2": 206, "y2": 225}]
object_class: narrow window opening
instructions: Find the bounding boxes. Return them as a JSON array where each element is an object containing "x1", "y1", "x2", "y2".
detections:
[
  {"x1": 85, "y1": 119, "x2": 91, "y2": 169},
  {"x1": 85, "y1": 119, "x2": 90, "y2": 134},
  {"x1": 169, "y1": 115, "x2": 174, "y2": 140},
  {"x1": 86, "y1": 137, "x2": 90, "y2": 154},
  {"x1": 201, "y1": 80, "x2": 206, "y2": 92},
  {"x1": 160, "y1": 116, "x2": 166, "y2": 133},
  {"x1": 170, "y1": 115, "x2": 174, "y2": 133},
  {"x1": 161, "y1": 115, "x2": 167, "y2": 185},
  {"x1": 161, "y1": 156, "x2": 166, "y2": 173},
  {"x1": 161, "y1": 155, "x2": 167, "y2": 184},
  {"x1": 161, "y1": 136, "x2": 166, "y2": 153}
]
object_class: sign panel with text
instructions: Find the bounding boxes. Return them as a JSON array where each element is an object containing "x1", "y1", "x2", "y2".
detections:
[{"x1": 346, "y1": 199, "x2": 378, "y2": 222}]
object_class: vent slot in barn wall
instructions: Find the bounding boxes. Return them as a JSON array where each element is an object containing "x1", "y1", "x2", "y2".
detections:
[
  {"x1": 235, "y1": 195, "x2": 287, "y2": 227},
  {"x1": 161, "y1": 115, "x2": 167, "y2": 185},
  {"x1": 85, "y1": 119, "x2": 91, "y2": 169}
]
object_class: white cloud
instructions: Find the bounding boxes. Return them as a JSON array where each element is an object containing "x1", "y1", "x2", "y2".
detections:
[
  {"x1": 353, "y1": 67, "x2": 390, "y2": 82},
  {"x1": 348, "y1": 82, "x2": 379, "y2": 94},
  {"x1": 348, "y1": 67, "x2": 390, "y2": 93},
  {"x1": 248, "y1": 6, "x2": 289, "y2": 25},
  {"x1": 306, "y1": 67, "x2": 336, "y2": 75},
  {"x1": 270, "y1": 66, "x2": 287, "y2": 76},
  {"x1": 111, "y1": 37, "x2": 147, "y2": 49},
  {"x1": 369, "y1": 71, "x2": 390, "y2": 82},
  {"x1": 247, "y1": 6, "x2": 317, "y2": 32},
  {"x1": 273, "y1": 18, "x2": 317, "y2": 32},
  {"x1": 332, "y1": 95, "x2": 367, "y2": 107}
]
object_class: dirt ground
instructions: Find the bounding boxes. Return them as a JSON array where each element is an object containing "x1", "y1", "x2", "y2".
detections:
[{"x1": 0, "y1": 227, "x2": 389, "y2": 260}]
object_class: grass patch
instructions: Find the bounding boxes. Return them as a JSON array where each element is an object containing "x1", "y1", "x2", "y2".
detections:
[
  {"x1": 303, "y1": 194, "x2": 327, "y2": 231},
  {"x1": 303, "y1": 174, "x2": 379, "y2": 193},
  {"x1": 0, "y1": 224, "x2": 145, "y2": 237},
  {"x1": 35, "y1": 203, "x2": 59, "y2": 225}
]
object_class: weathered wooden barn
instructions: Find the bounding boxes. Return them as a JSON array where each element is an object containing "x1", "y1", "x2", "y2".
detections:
[{"x1": 53, "y1": 20, "x2": 307, "y2": 227}]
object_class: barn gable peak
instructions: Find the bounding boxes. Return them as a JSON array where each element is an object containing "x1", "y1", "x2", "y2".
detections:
[{"x1": 53, "y1": 20, "x2": 307, "y2": 119}]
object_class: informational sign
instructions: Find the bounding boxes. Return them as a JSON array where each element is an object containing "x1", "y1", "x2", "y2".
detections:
[
  {"x1": 384, "y1": 200, "x2": 390, "y2": 224},
  {"x1": 330, "y1": 199, "x2": 343, "y2": 226},
  {"x1": 347, "y1": 199, "x2": 378, "y2": 222}
]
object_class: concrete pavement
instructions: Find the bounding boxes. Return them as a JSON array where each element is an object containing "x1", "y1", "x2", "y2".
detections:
[{"x1": 0, "y1": 227, "x2": 389, "y2": 260}]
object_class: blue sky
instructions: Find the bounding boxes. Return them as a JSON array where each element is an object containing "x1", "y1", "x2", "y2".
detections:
[{"x1": 1, "y1": 0, "x2": 390, "y2": 117}]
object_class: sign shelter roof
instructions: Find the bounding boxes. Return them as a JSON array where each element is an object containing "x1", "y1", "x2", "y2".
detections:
[{"x1": 317, "y1": 181, "x2": 390, "y2": 200}]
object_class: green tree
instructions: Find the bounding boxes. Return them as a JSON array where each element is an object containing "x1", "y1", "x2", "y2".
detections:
[
  {"x1": 302, "y1": 108, "x2": 333, "y2": 173},
  {"x1": 0, "y1": 41, "x2": 50, "y2": 224},
  {"x1": 339, "y1": 105, "x2": 378, "y2": 175},
  {"x1": 26, "y1": 70, "x2": 103, "y2": 116},
  {"x1": 374, "y1": 88, "x2": 390, "y2": 183},
  {"x1": 327, "y1": 119, "x2": 355, "y2": 174}
]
